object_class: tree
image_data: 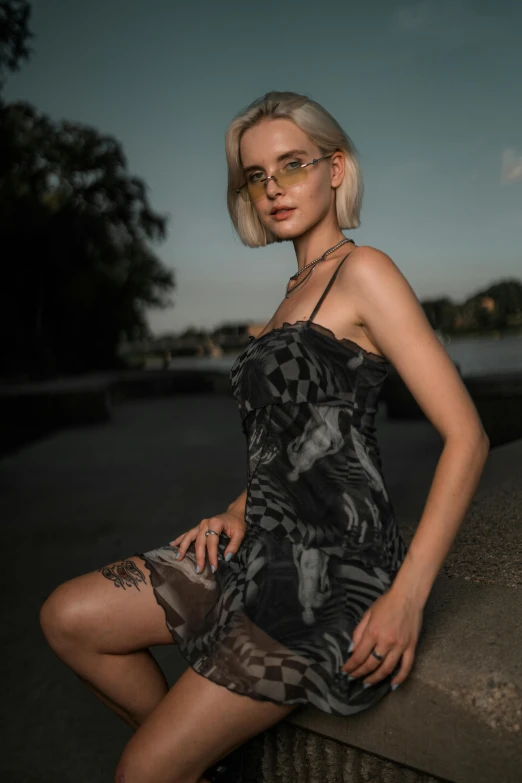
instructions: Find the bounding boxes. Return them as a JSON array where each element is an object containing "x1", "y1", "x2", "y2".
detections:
[
  {"x1": 421, "y1": 297, "x2": 456, "y2": 331},
  {"x1": 0, "y1": 0, "x2": 32, "y2": 92},
  {"x1": 482, "y1": 279, "x2": 522, "y2": 324},
  {"x1": 0, "y1": 3, "x2": 175, "y2": 376}
]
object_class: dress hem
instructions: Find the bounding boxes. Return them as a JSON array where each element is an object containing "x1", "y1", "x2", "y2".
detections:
[
  {"x1": 136, "y1": 550, "x2": 396, "y2": 718},
  {"x1": 136, "y1": 551, "x2": 185, "y2": 645}
]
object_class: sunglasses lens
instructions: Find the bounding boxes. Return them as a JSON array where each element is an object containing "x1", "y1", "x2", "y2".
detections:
[
  {"x1": 241, "y1": 165, "x2": 309, "y2": 202},
  {"x1": 277, "y1": 166, "x2": 308, "y2": 188},
  {"x1": 245, "y1": 181, "x2": 265, "y2": 202}
]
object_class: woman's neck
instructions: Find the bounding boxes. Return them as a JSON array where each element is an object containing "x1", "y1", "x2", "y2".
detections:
[{"x1": 293, "y1": 231, "x2": 348, "y2": 272}]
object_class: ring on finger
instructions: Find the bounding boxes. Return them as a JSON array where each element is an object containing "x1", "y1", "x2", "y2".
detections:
[
  {"x1": 371, "y1": 648, "x2": 385, "y2": 661},
  {"x1": 205, "y1": 529, "x2": 219, "y2": 538}
]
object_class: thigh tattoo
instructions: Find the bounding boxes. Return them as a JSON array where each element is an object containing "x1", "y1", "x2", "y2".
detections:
[{"x1": 98, "y1": 559, "x2": 147, "y2": 591}]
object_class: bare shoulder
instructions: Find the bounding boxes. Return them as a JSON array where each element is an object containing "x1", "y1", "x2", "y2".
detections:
[
  {"x1": 340, "y1": 244, "x2": 487, "y2": 442},
  {"x1": 342, "y1": 244, "x2": 404, "y2": 287},
  {"x1": 339, "y1": 243, "x2": 414, "y2": 317}
]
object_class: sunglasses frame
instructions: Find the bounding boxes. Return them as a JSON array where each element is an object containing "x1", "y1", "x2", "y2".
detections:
[{"x1": 236, "y1": 153, "x2": 334, "y2": 201}]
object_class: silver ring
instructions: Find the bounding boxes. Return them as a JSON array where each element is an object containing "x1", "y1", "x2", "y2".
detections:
[
  {"x1": 371, "y1": 649, "x2": 385, "y2": 661},
  {"x1": 205, "y1": 530, "x2": 219, "y2": 537}
]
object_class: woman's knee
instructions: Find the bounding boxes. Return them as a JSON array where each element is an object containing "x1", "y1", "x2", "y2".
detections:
[
  {"x1": 40, "y1": 577, "x2": 93, "y2": 653},
  {"x1": 40, "y1": 558, "x2": 175, "y2": 655}
]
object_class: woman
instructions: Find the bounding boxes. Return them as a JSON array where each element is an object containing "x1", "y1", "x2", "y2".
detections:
[{"x1": 40, "y1": 91, "x2": 490, "y2": 783}]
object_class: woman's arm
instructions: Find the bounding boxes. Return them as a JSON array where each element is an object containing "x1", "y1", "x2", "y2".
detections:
[
  {"x1": 342, "y1": 246, "x2": 490, "y2": 610},
  {"x1": 227, "y1": 488, "x2": 247, "y2": 521},
  {"x1": 390, "y1": 433, "x2": 488, "y2": 607}
]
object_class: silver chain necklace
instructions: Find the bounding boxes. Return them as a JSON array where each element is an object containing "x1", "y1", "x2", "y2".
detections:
[{"x1": 285, "y1": 238, "x2": 354, "y2": 299}]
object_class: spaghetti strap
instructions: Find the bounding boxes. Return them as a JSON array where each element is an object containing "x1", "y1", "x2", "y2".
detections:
[{"x1": 308, "y1": 248, "x2": 353, "y2": 324}]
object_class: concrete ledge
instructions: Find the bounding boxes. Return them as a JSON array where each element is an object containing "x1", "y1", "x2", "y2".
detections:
[
  {"x1": 111, "y1": 368, "x2": 227, "y2": 399},
  {"x1": 463, "y1": 371, "x2": 522, "y2": 447},
  {"x1": 0, "y1": 377, "x2": 113, "y2": 455},
  {"x1": 285, "y1": 579, "x2": 521, "y2": 783},
  {"x1": 382, "y1": 365, "x2": 463, "y2": 419},
  {"x1": 0, "y1": 369, "x2": 232, "y2": 455},
  {"x1": 243, "y1": 722, "x2": 445, "y2": 783},
  {"x1": 242, "y1": 439, "x2": 522, "y2": 783},
  {"x1": 384, "y1": 368, "x2": 522, "y2": 448}
]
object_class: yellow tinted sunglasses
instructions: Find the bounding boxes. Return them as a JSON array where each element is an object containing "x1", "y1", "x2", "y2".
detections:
[{"x1": 236, "y1": 153, "x2": 334, "y2": 202}]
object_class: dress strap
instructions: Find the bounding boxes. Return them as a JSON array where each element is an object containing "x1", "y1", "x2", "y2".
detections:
[{"x1": 308, "y1": 248, "x2": 353, "y2": 324}]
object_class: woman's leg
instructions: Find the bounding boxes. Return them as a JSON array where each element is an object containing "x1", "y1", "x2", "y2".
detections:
[
  {"x1": 40, "y1": 555, "x2": 174, "y2": 728},
  {"x1": 115, "y1": 665, "x2": 299, "y2": 783}
]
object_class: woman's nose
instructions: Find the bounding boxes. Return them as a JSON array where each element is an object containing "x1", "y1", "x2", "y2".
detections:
[{"x1": 265, "y1": 175, "x2": 283, "y2": 197}]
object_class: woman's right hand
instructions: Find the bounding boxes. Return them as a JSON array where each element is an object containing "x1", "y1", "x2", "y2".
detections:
[{"x1": 169, "y1": 509, "x2": 247, "y2": 575}]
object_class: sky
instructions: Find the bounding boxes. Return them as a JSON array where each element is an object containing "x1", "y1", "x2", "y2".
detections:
[{"x1": 4, "y1": 0, "x2": 522, "y2": 335}]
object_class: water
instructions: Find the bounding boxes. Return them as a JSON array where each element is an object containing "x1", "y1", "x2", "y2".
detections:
[
  {"x1": 442, "y1": 333, "x2": 522, "y2": 376},
  {"x1": 165, "y1": 333, "x2": 522, "y2": 377}
]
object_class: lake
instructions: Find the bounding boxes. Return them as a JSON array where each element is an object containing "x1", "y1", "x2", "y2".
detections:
[
  {"x1": 441, "y1": 333, "x2": 522, "y2": 376},
  {"x1": 166, "y1": 333, "x2": 522, "y2": 377}
]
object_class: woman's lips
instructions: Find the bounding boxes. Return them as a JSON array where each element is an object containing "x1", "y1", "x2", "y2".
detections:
[{"x1": 271, "y1": 208, "x2": 295, "y2": 221}]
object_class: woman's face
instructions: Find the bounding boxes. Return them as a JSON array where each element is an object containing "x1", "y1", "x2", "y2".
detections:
[{"x1": 239, "y1": 118, "x2": 343, "y2": 241}]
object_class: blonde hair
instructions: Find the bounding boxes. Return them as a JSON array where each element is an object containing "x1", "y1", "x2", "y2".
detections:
[{"x1": 225, "y1": 91, "x2": 364, "y2": 248}]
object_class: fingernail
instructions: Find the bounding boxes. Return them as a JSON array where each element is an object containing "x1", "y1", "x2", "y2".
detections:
[
  {"x1": 225, "y1": 553, "x2": 233, "y2": 562},
  {"x1": 175, "y1": 551, "x2": 180, "y2": 560},
  {"x1": 211, "y1": 565, "x2": 215, "y2": 574},
  {"x1": 362, "y1": 683, "x2": 371, "y2": 689},
  {"x1": 348, "y1": 641, "x2": 354, "y2": 653},
  {"x1": 347, "y1": 675, "x2": 355, "y2": 681},
  {"x1": 195, "y1": 565, "x2": 200, "y2": 574},
  {"x1": 391, "y1": 683, "x2": 400, "y2": 691}
]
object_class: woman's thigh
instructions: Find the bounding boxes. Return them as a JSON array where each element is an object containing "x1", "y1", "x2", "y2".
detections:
[
  {"x1": 117, "y1": 665, "x2": 299, "y2": 783},
  {"x1": 40, "y1": 555, "x2": 174, "y2": 653}
]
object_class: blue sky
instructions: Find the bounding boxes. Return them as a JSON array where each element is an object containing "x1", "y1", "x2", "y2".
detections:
[{"x1": 5, "y1": 0, "x2": 522, "y2": 335}]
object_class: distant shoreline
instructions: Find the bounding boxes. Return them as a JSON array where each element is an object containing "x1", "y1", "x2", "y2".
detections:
[{"x1": 439, "y1": 327, "x2": 522, "y2": 342}]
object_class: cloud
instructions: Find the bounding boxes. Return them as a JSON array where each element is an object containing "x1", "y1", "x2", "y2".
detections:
[
  {"x1": 394, "y1": 0, "x2": 451, "y2": 32},
  {"x1": 392, "y1": 0, "x2": 509, "y2": 46},
  {"x1": 501, "y1": 149, "x2": 522, "y2": 184}
]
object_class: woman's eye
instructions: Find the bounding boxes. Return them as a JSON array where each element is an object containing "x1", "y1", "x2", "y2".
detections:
[
  {"x1": 248, "y1": 172, "x2": 264, "y2": 183},
  {"x1": 286, "y1": 160, "x2": 301, "y2": 170}
]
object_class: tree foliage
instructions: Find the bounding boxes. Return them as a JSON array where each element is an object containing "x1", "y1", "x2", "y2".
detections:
[
  {"x1": 0, "y1": 0, "x2": 32, "y2": 90},
  {"x1": 421, "y1": 280, "x2": 522, "y2": 333},
  {"x1": 421, "y1": 297, "x2": 455, "y2": 332},
  {"x1": 0, "y1": 2, "x2": 175, "y2": 377}
]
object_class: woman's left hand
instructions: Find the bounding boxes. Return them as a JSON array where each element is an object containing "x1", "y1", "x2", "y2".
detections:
[{"x1": 340, "y1": 589, "x2": 423, "y2": 689}]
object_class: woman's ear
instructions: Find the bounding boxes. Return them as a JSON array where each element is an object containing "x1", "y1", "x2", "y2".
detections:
[{"x1": 331, "y1": 150, "x2": 345, "y2": 188}]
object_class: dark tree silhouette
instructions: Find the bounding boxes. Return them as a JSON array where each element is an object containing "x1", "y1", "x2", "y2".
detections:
[
  {"x1": 0, "y1": 0, "x2": 32, "y2": 90},
  {"x1": 480, "y1": 280, "x2": 522, "y2": 322},
  {"x1": 422, "y1": 297, "x2": 455, "y2": 332},
  {"x1": 0, "y1": 2, "x2": 175, "y2": 377}
]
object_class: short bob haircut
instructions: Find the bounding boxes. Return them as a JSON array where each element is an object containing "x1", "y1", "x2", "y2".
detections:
[{"x1": 225, "y1": 91, "x2": 363, "y2": 248}]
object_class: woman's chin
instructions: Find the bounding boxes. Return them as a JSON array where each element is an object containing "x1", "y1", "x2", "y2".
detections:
[{"x1": 269, "y1": 220, "x2": 304, "y2": 241}]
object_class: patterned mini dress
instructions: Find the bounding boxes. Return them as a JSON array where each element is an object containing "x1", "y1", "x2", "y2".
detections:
[{"x1": 139, "y1": 247, "x2": 408, "y2": 716}]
